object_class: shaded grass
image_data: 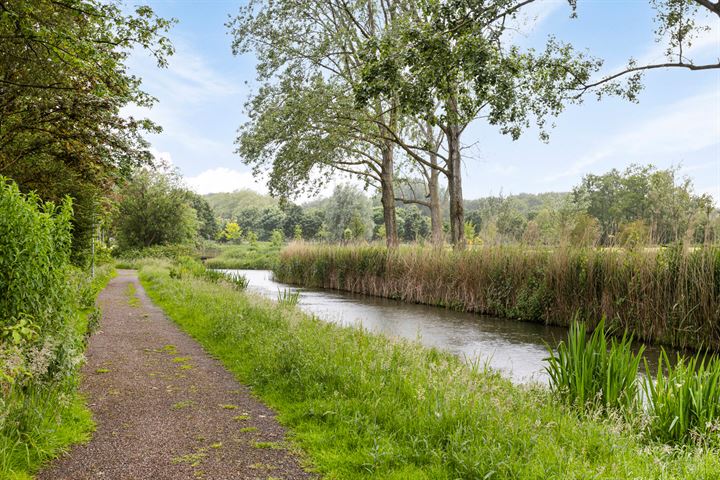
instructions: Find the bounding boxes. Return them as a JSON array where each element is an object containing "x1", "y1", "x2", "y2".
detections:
[
  {"x1": 275, "y1": 243, "x2": 720, "y2": 350},
  {"x1": 204, "y1": 242, "x2": 281, "y2": 270},
  {"x1": 139, "y1": 259, "x2": 720, "y2": 479}
]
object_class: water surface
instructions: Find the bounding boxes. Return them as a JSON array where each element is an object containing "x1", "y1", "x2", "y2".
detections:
[{"x1": 222, "y1": 269, "x2": 673, "y2": 383}]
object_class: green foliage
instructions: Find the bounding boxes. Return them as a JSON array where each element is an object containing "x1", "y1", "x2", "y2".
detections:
[
  {"x1": 204, "y1": 190, "x2": 278, "y2": 219},
  {"x1": 186, "y1": 192, "x2": 220, "y2": 240},
  {"x1": 270, "y1": 229, "x2": 285, "y2": 247},
  {"x1": 324, "y1": 184, "x2": 374, "y2": 242},
  {"x1": 114, "y1": 170, "x2": 198, "y2": 251},
  {"x1": 644, "y1": 351, "x2": 720, "y2": 444},
  {"x1": 218, "y1": 221, "x2": 243, "y2": 243},
  {"x1": 204, "y1": 242, "x2": 281, "y2": 270},
  {"x1": 573, "y1": 164, "x2": 712, "y2": 244},
  {"x1": 0, "y1": 178, "x2": 74, "y2": 373},
  {"x1": 276, "y1": 243, "x2": 720, "y2": 350},
  {"x1": 545, "y1": 319, "x2": 643, "y2": 413},
  {"x1": 0, "y1": 0, "x2": 174, "y2": 264},
  {"x1": 139, "y1": 261, "x2": 720, "y2": 478},
  {"x1": 0, "y1": 178, "x2": 112, "y2": 477}
]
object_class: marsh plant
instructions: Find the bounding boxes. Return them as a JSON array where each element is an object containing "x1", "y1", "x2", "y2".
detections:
[
  {"x1": 644, "y1": 351, "x2": 720, "y2": 444},
  {"x1": 545, "y1": 318, "x2": 644, "y2": 414},
  {"x1": 277, "y1": 289, "x2": 300, "y2": 308},
  {"x1": 275, "y1": 243, "x2": 720, "y2": 350}
]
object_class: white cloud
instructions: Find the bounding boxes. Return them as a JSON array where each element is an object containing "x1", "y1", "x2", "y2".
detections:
[
  {"x1": 186, "y1": 167, "x2": 268, "y2": 195},
  {"x1": 543, "y1": 88, "x2": 720, "y2": 183}
]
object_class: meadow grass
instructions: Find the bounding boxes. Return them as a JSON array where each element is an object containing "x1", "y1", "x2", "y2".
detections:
[
  {"x1": 139, "y1": 259, "x2": 720, "y2": 479},
  {"x1": 275, "y1": 243, "x2": 720, "y2": 350},
  {"x1": 204, "y1": 241, "x2": 281, "y2": 270}
]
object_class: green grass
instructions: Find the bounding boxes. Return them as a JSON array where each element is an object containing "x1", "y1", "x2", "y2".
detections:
[
  {"x1": 139, "y1": 259, "x2": 720, "y2": 479},
  {"x1": 204, "y1": 241, "x2": 281, "y2": 270}
]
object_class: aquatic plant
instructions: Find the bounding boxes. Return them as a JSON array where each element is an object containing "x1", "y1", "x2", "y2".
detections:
[
  {"x1": 644, "y1": 350, "x2": 720, "y2": 444},
  {"x1": 545, "y1": 318, "x2": 644, "y2": 414}
]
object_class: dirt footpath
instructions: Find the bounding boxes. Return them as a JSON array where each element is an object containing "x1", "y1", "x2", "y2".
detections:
[{"x1": 39, "y1": 270, "x2": 314, "y2": 480}]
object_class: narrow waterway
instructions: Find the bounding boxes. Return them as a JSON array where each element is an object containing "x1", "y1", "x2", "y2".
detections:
[{"x1": 223, "y1": 269, "x2": 671, "y2": 383}]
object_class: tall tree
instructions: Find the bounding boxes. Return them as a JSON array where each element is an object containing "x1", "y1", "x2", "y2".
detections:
[
  {"x1": 230, "y1": 0, "x2": 428, "y2": 248},
  {"x1": 0, "y1": 0, "x2": 174, "y2": 263},
  {"x1": 356, "y1": 0, "x2": 603, "y2": 248},
  {"x1": 114, "y1": 170, "x2": 198, "y2": 250}
]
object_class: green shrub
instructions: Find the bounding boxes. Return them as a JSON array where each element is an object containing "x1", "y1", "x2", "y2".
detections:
[{"x1": 0, "y1": 177, "x2": 106, "y2": 477}]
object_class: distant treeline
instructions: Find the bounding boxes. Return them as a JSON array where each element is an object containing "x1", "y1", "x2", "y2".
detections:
[{"x1": 207, "y1": 164, "x2": 717, "y2": 246}]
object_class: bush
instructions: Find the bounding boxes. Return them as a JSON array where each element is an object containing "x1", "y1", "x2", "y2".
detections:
[{"x1": 0, "y1": 177, "x2": 106, "y2": 477}]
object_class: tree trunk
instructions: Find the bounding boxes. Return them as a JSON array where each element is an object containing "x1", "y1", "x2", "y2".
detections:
[
  {"x1": 446, "y1": 98, "x2": 465, "y2": 249},
  {"x1": 380, "y1": 144, "x2": 399, "y2": 248},
  {"x1": 425, "y1": 122, "x2": 443, "y2": 247}
]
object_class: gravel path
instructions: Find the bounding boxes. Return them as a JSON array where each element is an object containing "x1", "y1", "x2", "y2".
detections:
[{"x1": 39, "y1": 270, "x2": 315, "y2": 480}]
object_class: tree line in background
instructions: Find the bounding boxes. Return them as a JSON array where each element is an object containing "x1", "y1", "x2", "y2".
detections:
[
  {"x1": 203, "y1": 163, "x2": 718, "y2": 248},
  {"x1": 231, "y1": 0, "x2": 718, "y2": 249}
]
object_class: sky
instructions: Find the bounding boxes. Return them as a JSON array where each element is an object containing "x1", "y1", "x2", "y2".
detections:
[{"x1": 124, "y1": 0, "x2": 720, "y2": 202}]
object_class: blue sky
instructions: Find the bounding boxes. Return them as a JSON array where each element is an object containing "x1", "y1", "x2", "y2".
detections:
[{"x1": 125, "y1": 1, "x2": 720, "y2": 202}]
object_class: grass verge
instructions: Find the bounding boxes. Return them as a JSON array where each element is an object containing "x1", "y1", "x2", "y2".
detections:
[{"x1": 139, "y1": 259, "x2": 720, "y2": 479}]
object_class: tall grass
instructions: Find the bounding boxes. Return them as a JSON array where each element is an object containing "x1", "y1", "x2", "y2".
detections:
[
  {"x1": 139, "y1": 259, "x2": 720, "y2": 478},
  {"x1": 275, "y1": 243, "x2": 720, "y2": 350},
  {"x1": 545, "y1": 318, "x2": 644, "y2": 414}
]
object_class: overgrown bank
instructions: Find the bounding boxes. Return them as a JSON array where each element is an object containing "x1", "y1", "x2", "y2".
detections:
[
  {"x1": 139, "y1": 258, "x2": 720, "y2": 478},
  {"x1": 274, "y1": 243, "x2": 720, "y2": 350},
  {"x1": 0, "y1": 179, "x2": 114, "y2": 479}
]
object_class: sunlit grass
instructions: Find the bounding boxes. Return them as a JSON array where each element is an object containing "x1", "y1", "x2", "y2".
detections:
[{"x1": 140, "y1": 259, "x2": 720, "y2": 479}]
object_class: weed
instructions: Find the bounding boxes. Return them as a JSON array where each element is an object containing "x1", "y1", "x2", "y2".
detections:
[
  {"x1": 644, "y1": 351, "x2": 720, "y2": 443},
  {"x1": 276, "y1": 289, "x2": 300, "y2": 308},
  {"x1": 233, "y1": 414, "x2": 250, "y2": 421},
  {"x1": 239, "y1": 427, "x2": 258, "y2": 433},
  {"x1": 253, "y1": 441, "x2": 283, "y2": 450},
  {"x1": 95, "y1": 368, "x2": 110, "y2": 374},
  {"x1": 221, "y1": 404, "x2": 238, "y2": 410},
  {"x1": 172, "y1": 400, "x2": 194, "y2": 410}
]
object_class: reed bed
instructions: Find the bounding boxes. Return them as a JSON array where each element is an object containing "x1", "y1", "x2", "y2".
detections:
[{"x1": 275, "y1": 243, "x2": 720, "y2": 350}]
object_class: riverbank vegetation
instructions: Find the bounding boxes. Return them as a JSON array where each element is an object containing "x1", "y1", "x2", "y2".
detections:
[
  {"x1": 0, "y1": 179, "x2": 115, "y2": 479},
  {"x1": 139, "y1": 257, "x2": 720, "y2": 478},
  {"x1": 275, "y1": 242, "x2": 720, "y2": 351},
  {"x1": 204, "y1": 241, "x2": 282, "y2": 270}
]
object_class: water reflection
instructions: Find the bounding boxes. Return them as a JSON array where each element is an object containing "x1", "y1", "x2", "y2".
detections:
[{"x1": 221, "y1": 269, "x2": 674, "y2": 384}]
